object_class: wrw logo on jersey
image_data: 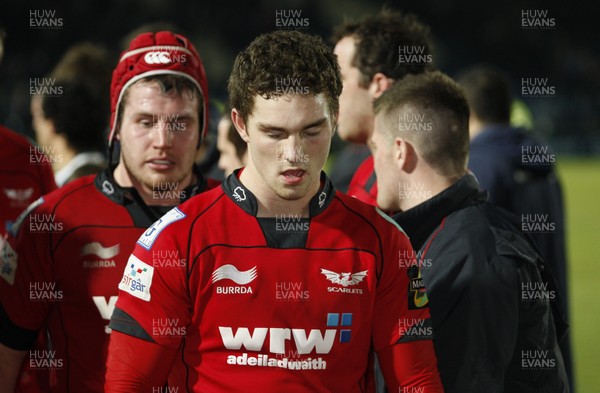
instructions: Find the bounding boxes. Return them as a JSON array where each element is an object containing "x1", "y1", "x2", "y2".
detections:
[
  {"x1": 93, "y1": 296, "x2": 117, "y2": 334},
  {"x1": 220, "y1": 313, "x2": 352, "y2": 370}
]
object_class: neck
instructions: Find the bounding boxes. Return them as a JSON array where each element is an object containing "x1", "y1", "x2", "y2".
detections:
[
  {"x1": 239, "y1": 165, "x2": 318, "y2": 218},
  {"x1": 398, "y1": 167, "x2": 462, "y2": 212},
  {"x1": 51, "y1": 137, "x2": 77, "y2": 173},
  {"x1": 112, "y1": 163, "x2": 195, "y2": 206}
]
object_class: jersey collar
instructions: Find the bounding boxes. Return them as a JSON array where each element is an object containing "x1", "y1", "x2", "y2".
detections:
[
  {"x1": 222, "y1": 168, "x2": 336, "y2": 217},
  {"x1": 94, "y1": 165, "x2": 207, "y2": 205}
]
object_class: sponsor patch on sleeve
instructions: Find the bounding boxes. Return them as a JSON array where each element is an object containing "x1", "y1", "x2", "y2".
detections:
[
  {"x1": 0, "y1": 237, "x2": 18, "y2": 285},
  {"x1": 137, "y1": 208, "x2": 186, "y2": 250},
  {"x1": 407, "y1": 265, "x2": 429, "y2": 310},
  {"x1": 118, "y1": 255, "x2": 154, "y2": 302}
]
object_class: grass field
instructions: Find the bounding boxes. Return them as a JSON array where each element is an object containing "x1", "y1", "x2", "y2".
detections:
[{"x1": 556, "y1": 157, "x2": 600, "y2": 393}]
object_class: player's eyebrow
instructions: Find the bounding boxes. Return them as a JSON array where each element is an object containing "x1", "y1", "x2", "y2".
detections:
[{"x1": 257, "y1": 117, "x2": 327, "y2": 132}]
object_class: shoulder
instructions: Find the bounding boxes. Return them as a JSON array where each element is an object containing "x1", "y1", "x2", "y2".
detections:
[
  {"x1": 333, "y1": 191, "x2": 407, "y2": 238},
  {"x1": 45, "y1": 174, "x2": 98, "y2": 206},
  {"x1": 10, "y1": 175, "x2": 103, "y2": 236},
  {"x1": 136, "y1": 186, "x2": 227, "y2": 251},
  {"x1": 440, "y1": 202, "x2": 538, "y2": 265},
  {"x1": 0, "y1": 125, "x2": 33, "y2": 152},
  {"x1": 178, "y1": 184, "x2": 227, "y2": 219}
]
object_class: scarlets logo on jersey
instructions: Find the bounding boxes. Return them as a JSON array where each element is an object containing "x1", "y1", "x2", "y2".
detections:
[
  {"x1": 118, "y1": 255, "x2": 154, "y2": 301},
  {"x1": 321, "y1": 268, "x2": 368, "y2": 294},
  {"x1": 3, "y1": 188, "x2": 34, "y2": 208},
  {"x1": 220, "y1": 313, "x2": 352, "y2": 370}
]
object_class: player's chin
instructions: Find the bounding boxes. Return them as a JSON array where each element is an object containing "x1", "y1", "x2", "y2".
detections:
[
  {"x1": 145, "y1": 169, "x2": 182, "y2": 186},
  {"x1": 275, "y1": 184, "x2": 310, "y2": 201}
]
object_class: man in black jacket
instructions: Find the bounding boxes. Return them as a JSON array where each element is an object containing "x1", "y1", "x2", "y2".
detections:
[
  {"x1": 369, "y1": 70, "x2": 569, "y2": 392},
  {"x1": 457, "y1": 65, "x2": 572, "y2": 391}
]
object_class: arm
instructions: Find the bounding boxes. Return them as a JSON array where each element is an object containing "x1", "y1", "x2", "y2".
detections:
[
  {"x1": 0, "y1": 343, "x2": 26, "y2": 393},
  {"x1": 373, "y1": 212, "x2": 443, "y2": 392},
  {"x1": 0, "y1": 208, "x2": 51, "y2": 393},
  {"x1": 105, "y1": 331, "x2": 177, "y2": 393},
  {"x1": 378, "y1": 340, "x2": 443, "y2": 392},
  {"x1": 107, "y1": 210, "x2": 192, "y2": 391}
]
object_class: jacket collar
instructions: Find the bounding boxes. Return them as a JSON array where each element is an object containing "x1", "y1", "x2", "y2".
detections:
[
  {"x1": 222, "y1": 168, "x2": 335, "y2": 217},
  {"x1": 394, "y1": 174, "x2": 486, "y2": 250},
  {"x1": 94, "y1": 165, "x2": 207, "y2": 205}
]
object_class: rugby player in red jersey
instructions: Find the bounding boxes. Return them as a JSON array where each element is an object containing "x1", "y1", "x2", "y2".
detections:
[
  {"x1": 0, "y1": 29, "x2": 56, "y2": 393},
  {"x1": 332, "y1": 10, "x2": 434, "y2": 206},
  {"x1": 0, "y1": 126, "x2": 57, "y2": 393},
  {"x1": 106, "y1": 30, "x2": 443, "y2": 393},
  {"x1": 0, "y1": 125, "x2": 56, "y2": 239},
  {"x1": 0, "y1": 31, "x2": 217, "y2": 393}
]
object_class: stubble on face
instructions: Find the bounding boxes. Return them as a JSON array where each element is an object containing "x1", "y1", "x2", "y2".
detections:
[{"x1": 115, "y1": 81, "x2": 200, "y2": 200}]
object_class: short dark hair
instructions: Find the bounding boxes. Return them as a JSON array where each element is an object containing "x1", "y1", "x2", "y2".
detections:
[
  {"x1": 228, "y1": 30, "x2": 342, "y2": 124},
  {"x1": 117, "y1": 74, "x2": 203, "y2": 133},
  {"x1": 50, "y1": 42, "x2": 113, "y2": 91},
  {"x1": 40, "y1": 81, "x2": 106, "y2": 152},
  {"x1": 332, "y1": 9, "x2": 434, "y2": 87},
  {"x1": 40, "y1": 42, "x2": 113, "y2": 153},
  {"x1": 456, "y1": 65, "x2": 512, "y2": 124},
  {"x1": 374, "y1": 71, "x2": 470, "y2": 176}
]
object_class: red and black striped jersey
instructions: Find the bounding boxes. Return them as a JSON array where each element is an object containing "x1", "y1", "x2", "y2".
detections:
[
  {"x1": 0, "y1": 125, "x2": 56, "y2": 238},
  {"x1": 110, "y1": 170, "x2": 433, "y2": 392},
  {"x1": 0, "y1": 167, "x2": 218, "y2": 393}
]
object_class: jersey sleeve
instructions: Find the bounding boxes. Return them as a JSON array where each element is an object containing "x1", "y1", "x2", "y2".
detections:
[
  {"x1": 372, "y1": 211, "x2": 433, "y2": 352},
  {"x1": 372, "y1": 212, "x2": 442, "y2": 391},
  {"x1": 109, "y1": 208, "x2": 191, "y2": 350},
  {"x1": 0, "y1": 198, "x2": 54, "y2": 349}
]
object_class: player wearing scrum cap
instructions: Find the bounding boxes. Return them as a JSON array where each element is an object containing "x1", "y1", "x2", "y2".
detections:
[{"x1": 0, "y1": 31, "x2": 218, "y2": 393}]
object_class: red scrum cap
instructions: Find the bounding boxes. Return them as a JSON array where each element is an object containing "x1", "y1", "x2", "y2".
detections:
[{"x1": 108, "y1": 31, "x2": 209, "y2": 147}]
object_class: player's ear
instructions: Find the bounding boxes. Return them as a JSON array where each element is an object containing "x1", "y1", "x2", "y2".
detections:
[
  {"x1": 231, "y1": 108, "x2": 250, "y2": 143},
  {"x1": 369, "y1": 73, "x2": 394, "y2": 99},
  {"x1": 395, "y1": 137, "x2": 412, "y2": 172}
]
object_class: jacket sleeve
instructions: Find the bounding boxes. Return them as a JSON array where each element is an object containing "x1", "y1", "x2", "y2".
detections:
[{"x1": 427, "y1": 250, "x2": 520, "y2": 393}]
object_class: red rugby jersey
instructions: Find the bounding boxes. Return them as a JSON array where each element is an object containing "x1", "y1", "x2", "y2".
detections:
[
  {"x1": 0, "y1": 168, "x2": 217, "y2": 393},
  {"x1": 110, "y1": 170, "x2": 435, "y2": 392},
  {"x1": 347, "y1": 156, "x2": 377, "y2": 206},
  {"x1": 0, "y1": 126, "x2": 57, "y2": 393},
  {"x1": 0, "y1": 125, "x2": 56, "y2": 237}
]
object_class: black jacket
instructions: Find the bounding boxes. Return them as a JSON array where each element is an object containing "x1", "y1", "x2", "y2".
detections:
[
  {"x1": 468, "y1": 125, "x2": 572, "y2": 390},
  {"x1": 394, "y1": 174, "x2": 569, "y2": 393}
]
